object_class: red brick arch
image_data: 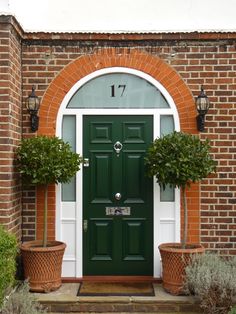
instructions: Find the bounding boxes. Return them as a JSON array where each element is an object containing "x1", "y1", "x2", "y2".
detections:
[
  {"x1": 37, "y1": 48, "x2": 199, "y2": 244},
  {"x1": 39, "y1": 48, "x2": 196, "y2": 135}
]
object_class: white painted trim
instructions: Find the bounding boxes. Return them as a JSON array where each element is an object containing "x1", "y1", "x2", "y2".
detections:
[
  {"x1": 76, "y1": 113, "x2": 83, "y2": 277},
  {"x1": 56, "y1": 67, "x2": 180, "y2": 278}
]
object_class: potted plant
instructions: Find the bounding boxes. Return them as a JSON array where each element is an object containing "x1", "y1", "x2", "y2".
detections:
[
  {"x1": 17, "y1": 136, "x2": 82, "y2": 292},
  {"x1": 145, "y1": 131, "x2": 216, "y2": 295}
]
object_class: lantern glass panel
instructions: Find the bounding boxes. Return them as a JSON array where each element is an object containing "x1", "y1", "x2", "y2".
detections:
[
  {"x1": 27, "y1": 96, "x2": 40, "y2": 111},
  {"x1": 196, "y1": 97, "x2": 210, "y2": 113}
]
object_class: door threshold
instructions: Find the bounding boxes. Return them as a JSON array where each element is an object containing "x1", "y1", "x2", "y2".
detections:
[{"x1": 62, "y1": 276, "x2": 161, "y2": 283}]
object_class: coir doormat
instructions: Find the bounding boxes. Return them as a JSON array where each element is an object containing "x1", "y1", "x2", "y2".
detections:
[{"x1": 77, "y1": 282, "x2": 155, "y2": 296}]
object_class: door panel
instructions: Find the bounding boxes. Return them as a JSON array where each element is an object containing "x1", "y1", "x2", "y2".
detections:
[
  {"x1": 91, "y1": 152, "x2": 113, "y2": 203},
  {"x1": 90, "y1": 122, "x2": 113, "y2": 143},
  {"x1": 90, "y1": 219, "x2": 113, "y2": 261},
  {"x1": 122, "y1": 219, "x2": 146, "y2": 260},
  {"x1": 83, "y1": 115, "x2": 153, "y2": 275},
  {"x1": 123, "y1": 122, "x2": 146, "y2": 143},
  {"x1": 123, "y1": 151, "x2": 146, "y2": 203}
]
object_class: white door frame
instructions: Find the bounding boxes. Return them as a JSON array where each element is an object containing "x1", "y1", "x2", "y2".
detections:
[{"x1": 56, "y1": 67, "x2": 180, "y2": 278}]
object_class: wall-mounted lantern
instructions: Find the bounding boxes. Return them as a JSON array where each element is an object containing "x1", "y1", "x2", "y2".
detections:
[
  {"x1": 26, "y1": 86, "x2": 41, "y2": 132},
  {"x1": 195, "y1": 86, "x2": 210, "y2": 132}
]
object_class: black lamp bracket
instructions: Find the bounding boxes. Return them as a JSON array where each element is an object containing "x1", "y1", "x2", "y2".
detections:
[{"x1": 196, "y1": 114, "x2": 206, "y2": 132}]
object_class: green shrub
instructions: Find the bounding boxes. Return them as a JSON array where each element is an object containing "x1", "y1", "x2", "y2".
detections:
[
  {"x1": 185, "y1": 253, "x2": 236, "y2": 314},
  {"x1": 0, "y1": 226, "x2": 18, "y2": 306},
  {"x1": 145, "y1": 131, "x2": 216, "y2": 248},
  {"x1": 229, "y1": 307, "x2": 236, "y2": 314},
  {"x1": 1, "y1": 281, "x2": 46, "y2": 314},
  {"x1": 17, "y1": 135, "x2": 83, "y2": 247}
]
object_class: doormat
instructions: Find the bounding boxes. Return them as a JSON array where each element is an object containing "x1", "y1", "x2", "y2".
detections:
[{"x1": 77, "y1": 282, "x2": 155, "y2": 296}]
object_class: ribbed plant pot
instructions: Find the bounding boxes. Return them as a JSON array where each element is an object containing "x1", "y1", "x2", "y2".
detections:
[
  {"x1": 21, "y1": 240, "x2": 66, "y2": 293},
  {"x1": 159, "y1": 242, "x2": 205, "y2": 295}
]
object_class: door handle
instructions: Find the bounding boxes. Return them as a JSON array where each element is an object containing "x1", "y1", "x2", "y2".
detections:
[
  {"x1": 115, "y1": 193, "x2": 122, "y2": 200},
  {"x1": 83, "y1": 158, "x2": 89, "y2": 167}
]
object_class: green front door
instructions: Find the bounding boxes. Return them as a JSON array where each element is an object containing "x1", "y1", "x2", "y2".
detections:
[{"x1": 83, "y1": 115, "x2": 153, "y2": 275}]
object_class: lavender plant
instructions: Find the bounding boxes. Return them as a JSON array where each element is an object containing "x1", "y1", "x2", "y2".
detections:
[
  {"x1": 1, "y1": 281, "x2": 46, "y2": 314},
  {"x1": 185, "y1": 253, "x2": 236, "y2": 314}
]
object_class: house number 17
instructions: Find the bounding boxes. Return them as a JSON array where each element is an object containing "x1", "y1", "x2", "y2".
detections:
[{"x1": 110, "y1": 84, "x2": 126, "y2": 97}]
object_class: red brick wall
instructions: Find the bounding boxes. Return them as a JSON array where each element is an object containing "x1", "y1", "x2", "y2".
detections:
[
  {"x1": 35, "y1": 48, "x2": 197, "y2": 243},
  {"x1": 2, "y1": 15, "x2": 235, "y2": 255},
  {"x1": 0, "y1": 16, "x2": 23, "y2": 239}
]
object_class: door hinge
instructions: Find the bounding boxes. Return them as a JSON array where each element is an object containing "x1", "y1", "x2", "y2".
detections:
[{"x1": 83, "y1": 219, "x2": 88, "y2": 232}]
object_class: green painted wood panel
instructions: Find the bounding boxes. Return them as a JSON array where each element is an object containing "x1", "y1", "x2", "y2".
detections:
[{"x1": 83, "y1": 115, "x2": 153, "y2": 275}]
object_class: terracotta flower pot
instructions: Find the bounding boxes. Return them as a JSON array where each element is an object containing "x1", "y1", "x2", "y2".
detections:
[
  {"x1": 21, "y1": 240, "x2": 66, "y2": 292},
  {"x1": 159, "y1": 242, "x2": 205, "y2": 295}
]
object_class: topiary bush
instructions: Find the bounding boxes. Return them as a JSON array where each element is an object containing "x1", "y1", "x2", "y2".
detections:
[
  {"x1": 145, "y1": 131, "x2": 216, "y2": 248},
  {"x1": 17, "y1": 135, "x2": 83, "y2": 247},
  {"x1": 185, "y1": 253, "x2": 236, "y2": 314},
  {"x1": 0, "y1": 225, "x2": 18, "y2": 306}
]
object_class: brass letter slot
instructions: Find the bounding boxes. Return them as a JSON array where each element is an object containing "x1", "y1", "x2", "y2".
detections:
[{"x1": 106, "y1": 207, "x2": 131, "y2": 216}]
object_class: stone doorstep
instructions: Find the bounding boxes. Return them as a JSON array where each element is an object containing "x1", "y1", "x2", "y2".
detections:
[
  {"x1": 36, "y1": 283, "x2": 201, "y2": 313},
  {"x1": 41, "y1": 301, "x2": 200, "y2": 313}
]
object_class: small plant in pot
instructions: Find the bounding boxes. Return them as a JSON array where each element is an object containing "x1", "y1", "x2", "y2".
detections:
[
  {"x1": 17, "y1": 136, "x2": 83, "y2": 292},
  {"x1": 145, "y1": 131, "x2": 216, "y2": 295}
]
